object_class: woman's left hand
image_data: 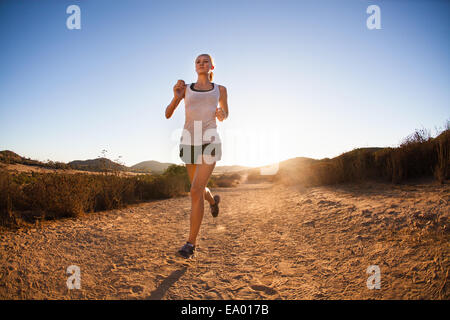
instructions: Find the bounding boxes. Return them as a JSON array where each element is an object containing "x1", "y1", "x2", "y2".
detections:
[{"x1": 216, "y1": 108, "x2": 226, "y2": 121}]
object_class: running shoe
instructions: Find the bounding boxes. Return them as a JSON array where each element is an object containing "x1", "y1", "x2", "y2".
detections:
[
  {"x1": 210, "y1": 195, "x2": 221, "y2": 218},
  {"x1": 178, "y1": 242, "x2": 195, "y2": 259}
]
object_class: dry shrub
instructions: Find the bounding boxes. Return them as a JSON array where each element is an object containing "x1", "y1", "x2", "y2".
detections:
[
  {"x1": 212, "y1": 173, "x2": 242, "y2": 187},
  {"x1": 89, "y1": 174, "x2": 138, "y2": 212},
  {"x1": 275, "y1": 126, "x2": 450, "y2": 187},
  {"x1": 0, "y1": 164, "x2": 191, "y2": 227},
  {"x1": 0, "y1": 169, "x2": 19, "y2": 226},
  {"x1": 434, "y1": 129, "x2": 450, "y2": 183},
  {"x1": 21, "y1": 172, "x2": 99, "y2": 219}
]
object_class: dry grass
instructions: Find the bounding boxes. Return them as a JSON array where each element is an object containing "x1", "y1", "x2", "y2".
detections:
[
  {"x1": 0, "y1": 164, "x2": 194, "y2": 228},
  {"x1": 210, "y1": 173, "x2": 242, "y2": 188},
  {"x1": 275, "y1": 126, "x2": 450, "y2": 187}
]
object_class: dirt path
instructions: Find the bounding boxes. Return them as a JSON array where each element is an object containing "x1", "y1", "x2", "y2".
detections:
[{"x1": 0, "y1": 181, "x2": 449, "y2": 299}]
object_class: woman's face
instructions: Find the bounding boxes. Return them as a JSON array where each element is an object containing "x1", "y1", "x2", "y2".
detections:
[{"x1": 195, "y1": 55, "x2": 213, "y2": 75}]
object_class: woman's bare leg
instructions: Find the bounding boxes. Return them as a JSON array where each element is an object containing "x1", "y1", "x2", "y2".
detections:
[
  {"x1": 204, "y1": 187, "x2": 215, "y2": 205},
  {"x1": 188, "y1": 159, "x2": 216, "y2": 245},
  {"x1": 186, "y1": 164, "x2": 215, "y2": 205},
  {"x1": 186, "y1": 164, "x2": 197, "y2": 183}
]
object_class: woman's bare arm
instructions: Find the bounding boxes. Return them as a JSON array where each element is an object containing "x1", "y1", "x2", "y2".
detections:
[
  {"x1": 216, "y1": 85, "x2": 229, "y2": 121},
  {"x1": 165, "y1": 96, "x2": 182, "y2": 119},
  {"x1": 165, "y1": 80, "x2": 186, "y2": 119}
]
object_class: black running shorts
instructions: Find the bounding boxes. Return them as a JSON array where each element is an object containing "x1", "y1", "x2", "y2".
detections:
[{"x1": 179, "y1": 142, "x2": 222, "y2": 164}]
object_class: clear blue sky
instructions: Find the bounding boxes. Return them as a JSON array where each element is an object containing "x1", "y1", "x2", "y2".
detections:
[{"x1": 1, "y1": 0, "x2": 449, "y2": 167}]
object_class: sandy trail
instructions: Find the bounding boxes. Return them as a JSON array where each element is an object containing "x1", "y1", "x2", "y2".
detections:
[{"x1": 0, "y1": 181, "x2": 449, "y2": 299}]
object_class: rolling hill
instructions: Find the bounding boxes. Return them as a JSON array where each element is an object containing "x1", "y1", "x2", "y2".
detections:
[{"x1": 130, "y1": 160, "x2": 173, "y2": 174}]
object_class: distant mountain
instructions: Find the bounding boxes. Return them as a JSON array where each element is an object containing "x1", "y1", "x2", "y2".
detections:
[
  {"x1": 278, "y1": 156, "x2": 318, "y2": 168},
  {"x1": 270, "y1": 149, "x2": 384, "y2": 170},
  {"x1": 68, "y1": 157, "x2": 128, "y2": 172},
  {"x1": 130, "y1": 160, "x2": 173, "y2": 174},
  {"x1": 1, "y1": 147, "x2": 386, "y2": 176},
  {"x1": 0, "y1": 150, "x2": 69, "y2": 169},
  {"x1": 0, "y1": 150, "x2": 25, "y2": 164},
  {"x1": 267, "y1": 150, "x2": 384, "y2": 173},
  {"x1": 249, "y1": 149, "x2": 387, "y2": 180}
]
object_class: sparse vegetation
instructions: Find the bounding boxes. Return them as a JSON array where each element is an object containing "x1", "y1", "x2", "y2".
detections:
[
  {"x1": 2, "y1": 123, "x2": 448, "y2": 228},
  {"x1": 0, "y1": 164, "x2": 192, "y2": 228},
  {"x1": 274, "y1": 125, "x2": 450, "y2": 187},
  {"x1": 210, "y1": 173, "x2": 242, "y2": 187}
]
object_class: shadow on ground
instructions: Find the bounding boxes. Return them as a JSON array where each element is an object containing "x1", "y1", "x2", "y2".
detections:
[{"x1": 147, "y1": 266, "x2": 187, "y2": 300}]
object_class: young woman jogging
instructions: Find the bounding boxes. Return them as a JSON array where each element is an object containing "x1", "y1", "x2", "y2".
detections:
[{"x1": 165, "y1": 53, "x2": 229, "y2": 258}]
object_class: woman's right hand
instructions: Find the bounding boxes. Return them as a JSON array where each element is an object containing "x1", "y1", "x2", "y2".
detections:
[{"x1": 173, "y1": 80, "x2": 186, "y2": 100}]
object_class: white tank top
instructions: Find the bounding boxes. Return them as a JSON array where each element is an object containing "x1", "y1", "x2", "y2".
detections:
[{"x1": 180, "y1": 82, "x2": 222, "y2": 146}]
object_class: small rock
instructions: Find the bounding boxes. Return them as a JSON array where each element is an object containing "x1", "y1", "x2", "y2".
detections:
[
  {"x1": 302, "y1": 220, "x2": 315, "y2": 227},
  {"x1": 131, "y1": 285, "x2": 143, "y2": 293},
  {"x1": 205, "y1": 281, "x2": 215, "y2": 290}
]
